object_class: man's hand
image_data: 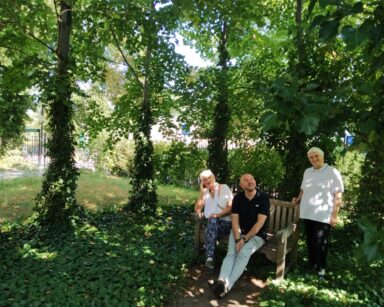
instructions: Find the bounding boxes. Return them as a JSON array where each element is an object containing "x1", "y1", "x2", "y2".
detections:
[{"x1": 236, "y1": 240, "x2": 245, "y2": 253}]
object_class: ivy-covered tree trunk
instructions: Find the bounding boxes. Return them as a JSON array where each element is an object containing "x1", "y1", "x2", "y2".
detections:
[
  {"x1": 128, "y1": 31, "x2": 157, "y2": 214},
  {"x1": 208, "y1": 21, "x2": 230, "y2": 183},
  {"x1": 35, "y1": 1, "x2": 79, "y2": 227},
  {"x1": 278, "y1": 134, "x2": 307, "y2": 199},
  {"x1": 278, "y1": 0, "x2": 307, "y2": 199}
]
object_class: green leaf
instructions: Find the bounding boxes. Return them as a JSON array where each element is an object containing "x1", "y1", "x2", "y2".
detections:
[
  {"x1": 357, "y1": 217, "x2": 376, "y2": 233},
  {"x1": 341, "y1": 26, "x2": 358, "y2": 50},
  {"x1": 365, "y1": 243, "x2": 378, "y2": 262},
  {"x1": 303, "y1": 83, "x2": 320, "y2": 91},
  {"x1": 261, "y1": 113, "x2": 278, "y2": 132},
  {"x1": 310, "y1": 15, "x2": 326, "y2": 29},
  {"x1": 298, "y1": 115, "x2": 320, "y2": 135},
  {"x1": 319, "y1": 0, "x2": 339, "y2": 8},
  {"x1": 360, "y1": 119, "x2": 376, "y2": 134},
  {"x1": 342, "y1": 2, "x2": 364, "y2": 17},
  {"x1": 319, "y1": 20, "x2": 340, "y2": 42},
  {"x1": 371, "y1": 52, "x2": 384, "y2": 73},
  {"x1": 307, "y1": 0, "x2": 318, "y2": 16}
]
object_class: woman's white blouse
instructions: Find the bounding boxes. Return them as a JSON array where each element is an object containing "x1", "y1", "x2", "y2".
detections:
[{"x1": 300, "y1": 164, "x2": 344, "y2": 224}]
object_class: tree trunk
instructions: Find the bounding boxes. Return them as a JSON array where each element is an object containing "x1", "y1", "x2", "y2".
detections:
[
  {"x1": 36, "y1": 1, "x2": 80, "y2": 227},
  {"x1": 208, "y1": 21, "x2": 230, "y2": 183},
  {"x1": 278, "y1": 0, "x2": 307, "y2": 199},
  {"x1": 128, "y1": 24, "x2": 157, "y2": 214}
]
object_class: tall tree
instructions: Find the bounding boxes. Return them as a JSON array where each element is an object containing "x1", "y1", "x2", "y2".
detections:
[
  {"x1": 0, "y1": 0, "x2": 51, "y2": 154},
  {"x1": 261, "y1": 0, "x2": 351, "y2": 198},
  {"x1": 35, "y1": 1, "x2": 80, "y2": 226},
  {"x1": 310, "y1": 0, "x2": 384, "y2": 224},
  {"x1": 96, "y1": 0, "x2": 185, "y2": 214},
  {"x1": 178, "y1": 0, "x2": 269, "y2": 183}
]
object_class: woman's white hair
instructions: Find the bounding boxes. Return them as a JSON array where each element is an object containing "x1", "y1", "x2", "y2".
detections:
[
  {"x1": 307, "y1": 147, "x2": 324, "y2": 157},
  {"x1": 199, "y1": 169, "x2": 214, "y2": 180}
]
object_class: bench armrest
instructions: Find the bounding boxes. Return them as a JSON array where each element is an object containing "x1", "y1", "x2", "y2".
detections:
[
  {"x1": 276, "y1": 223, "x2": 297, "y2": 243},
  {"x1": 191, "y1": 212, "x2": 204, "y2": 222}
]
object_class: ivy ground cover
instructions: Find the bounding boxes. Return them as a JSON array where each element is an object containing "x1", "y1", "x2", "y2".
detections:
[{"x1": 0, "y1": 206, "x2": 194, "y2": 306}]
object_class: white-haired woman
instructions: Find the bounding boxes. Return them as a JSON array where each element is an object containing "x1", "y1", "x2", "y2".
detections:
[
  {"x1": 194, "y1": 170, "x2": 233, "y2": 271},
  {"x1": 293, "y1": 147, "x2": 344, "y2": 280}
]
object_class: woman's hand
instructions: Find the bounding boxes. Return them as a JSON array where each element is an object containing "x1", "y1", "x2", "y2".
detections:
[
  {"x1": 330, "y1": 214, "x2": 338, "y2": 227},
  {"x1": 292, "y1": 197, "x2": 300, "y2": 205},
  {"x1": 200, "y1": 182, "x2": 206, "y2": 193},
  {"x1": 209, "y1": 213, "x2": 221, "y2": 218}
]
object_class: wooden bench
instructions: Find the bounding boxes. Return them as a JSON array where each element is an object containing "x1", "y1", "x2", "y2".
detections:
[{"x1": 192, "y1": 199, "x2": 300, "y2": 280}]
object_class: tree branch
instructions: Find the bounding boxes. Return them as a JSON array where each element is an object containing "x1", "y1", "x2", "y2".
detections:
[
  {"x1": 0, "y1": 45, "x2": 31, "y2": 57},
  {"x1": 109, "y1": 24, "x2": 144, "y2": 90},
  {"x1": 26, "y1": 30, "x2": 56, "y2": 54}
]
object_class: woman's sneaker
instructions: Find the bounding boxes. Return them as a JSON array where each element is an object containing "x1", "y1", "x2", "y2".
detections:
[{"x1": 205, "y1": 257, "x2": 215, "y2": 270}]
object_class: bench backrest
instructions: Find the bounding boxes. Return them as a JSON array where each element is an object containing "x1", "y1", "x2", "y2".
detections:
[{"x1": 268, "y1": 199, "x2": 300, "y2": 234}]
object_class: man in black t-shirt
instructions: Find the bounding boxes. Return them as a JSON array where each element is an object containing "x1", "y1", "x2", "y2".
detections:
[{"x1": 209, "y1": 173, "x2": 270, "y2": 299}]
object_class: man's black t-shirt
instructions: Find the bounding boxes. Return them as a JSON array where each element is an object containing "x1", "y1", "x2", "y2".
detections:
[{"x1": 231, "y1": 190, "x2": 270, "y2": 241}]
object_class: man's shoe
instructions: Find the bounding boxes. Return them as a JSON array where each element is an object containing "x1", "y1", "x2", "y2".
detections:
[
  {"x1": 205, "y1": 257, "x2": 215, "y2": 270},
  {"x1": 209, "y1": 280, "x2": 226, "y2": 299}
]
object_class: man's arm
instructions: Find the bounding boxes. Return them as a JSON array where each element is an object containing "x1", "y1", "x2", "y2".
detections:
[
  {"x1": 231, "y1": 213, "x2": 241, "y2": 240},
  {"x1": 243, "y1": 214, "x2": 267, "y2": 242},
  {"x1": 330, "y1": 192, "x2": 342, "y2": 226},
  {"x1": 231, "y1": 213, "x2": 245, "y2": 253},
  {"x1": 236, "y1": 214, "x2": 267, "y2": 252}
]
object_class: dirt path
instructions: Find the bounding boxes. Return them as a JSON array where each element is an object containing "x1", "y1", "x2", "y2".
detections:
[{"x1": 168, "y1": 265, "x2": 266, "y2": 307}]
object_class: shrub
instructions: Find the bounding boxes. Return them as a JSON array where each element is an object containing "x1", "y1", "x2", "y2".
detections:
[
  {"x1": 335, "y1": 149, "x2": 365, "y2": 209},
  {"x1": 156, "y1": 141, "x2": 207, "y2": 187},
  {"x1": 228, "y1": 143, "x2": 285, "y2": 192}
]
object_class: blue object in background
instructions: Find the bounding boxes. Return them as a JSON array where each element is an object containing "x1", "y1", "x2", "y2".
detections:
[
  {"x1": 345, "y1": 135, "x2": 354, "y2": 146},
  {"x1": 181, "y1": 123, "x2": 189, "y2": 136}
]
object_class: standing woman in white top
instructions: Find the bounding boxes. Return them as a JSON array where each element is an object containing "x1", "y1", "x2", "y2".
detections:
[
  {"x1": 292, "y1": 147, "x2": 344, "y2": 280},
  {"x1": 194, "y1": 170, "x2": 233, "y2": 271}
]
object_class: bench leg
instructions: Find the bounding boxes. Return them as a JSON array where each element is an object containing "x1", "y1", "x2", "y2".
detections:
[
  {"x1": 276, "y1": 240, "x2": 287, "y2": 280},
  {"x1": 288, "y1": 229, "x2": 299, "y2": 267},
  {"x1": 194, "y1": 219, "x2": 203, "y2": 256}
]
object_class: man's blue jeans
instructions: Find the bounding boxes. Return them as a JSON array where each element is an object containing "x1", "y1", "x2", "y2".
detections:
[{"x1": 205, "y1": 217, "x2": 231, "y2": 259}]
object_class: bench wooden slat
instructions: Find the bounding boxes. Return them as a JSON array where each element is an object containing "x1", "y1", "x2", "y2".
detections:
[
  {"x1": 281, "y1": 206, "x2": 287, "y2": 229},
  {"x1": 273, "y1": 205, "x2": 281, "y2": 233},
  {"x1": 287, "y1": 207, "x2": 293, "y2": 226},
  {"x1": 268, "y1": 205, "x2": 275, "y2": 233}
]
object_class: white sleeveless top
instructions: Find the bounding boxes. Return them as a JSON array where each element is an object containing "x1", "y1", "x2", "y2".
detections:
[{"x1": 203, "y1": 182, "x2": 233, "y2": 221}]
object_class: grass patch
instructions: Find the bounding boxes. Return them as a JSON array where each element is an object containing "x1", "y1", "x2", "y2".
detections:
[
  {"x1": 0, "y1": 172, "x2": 198, "y2": 305},
  {"x1": 0, "y1": 150, "x2": 36, "y2": 171},
  {"x1": 0, "y1": 171, "x2": 197, "y2": 223}
]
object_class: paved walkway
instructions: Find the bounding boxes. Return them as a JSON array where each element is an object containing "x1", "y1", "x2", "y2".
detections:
[
  {"x1": 168, "y1": 265, "x2": 266, "y2": 307},
  {"x1": 0, "y1": 168, "x2": 44, "y2": 179}
]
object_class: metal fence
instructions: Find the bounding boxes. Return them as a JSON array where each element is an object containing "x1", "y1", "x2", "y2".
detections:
[{"x1": 22, "y1": 129, "x2": 48, "y2": 166}]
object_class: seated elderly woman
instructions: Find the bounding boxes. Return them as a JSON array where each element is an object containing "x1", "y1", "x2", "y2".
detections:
[{"x1": 194, "y1": 170, "x2": 233, "y2": 272}]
